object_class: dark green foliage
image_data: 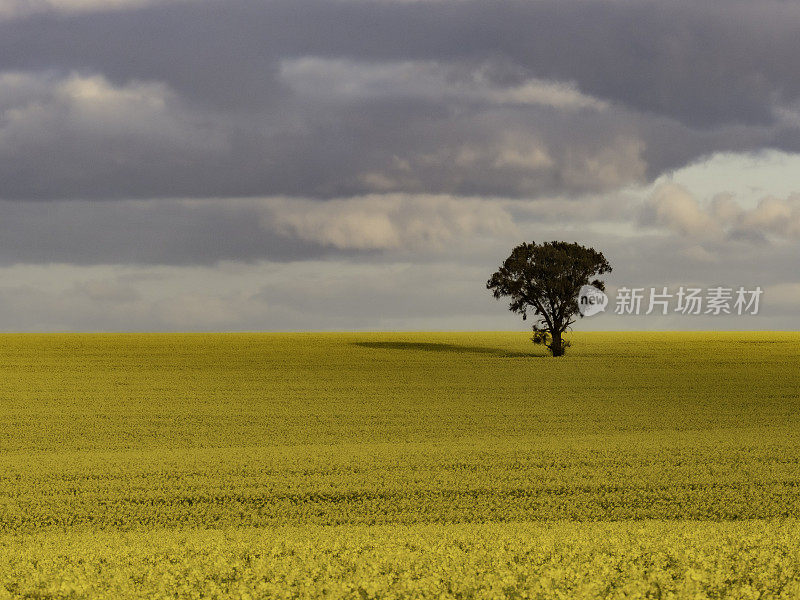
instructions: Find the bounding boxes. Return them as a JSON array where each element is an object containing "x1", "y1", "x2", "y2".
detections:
[{"x1": 487, "y1": 241, "x2": 611, "y2": 356}]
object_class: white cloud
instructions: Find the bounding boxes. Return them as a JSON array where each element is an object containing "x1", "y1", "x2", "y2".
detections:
[
  {"x1": 74, "y1": 280, "x2": 141, "y2": 304},
  {"x1": 642, "y1": 183, "x2": 722, "y2": 239},
  {"x1": 351, "y1": 131, "x2": 646, "y2": 197},
  {"x1": 0, "y1": 72, "x2": 222, "y2": 153},
  {"x1": 0, "y1": 0, "x2": 198, "y2": 19},
  {"x1": 641, "y1": 183, "x2": 800, "y2": 242},
  {"x1": 709, "y1": 193, "x2": 743, "y2": 223},
  {"x1": 739, "y1": 196, "x2": 800, "y2": 238},
  {"x1": 280, "y1": 57, "x2": 609, "y2": 111},
  {"x1": 453, "y1": 133, "x2": 555, "y2": 171},
  {"x1": 680, "y1": 244, "x2": 718, "y2": 263},
  {"x1": 653, "y1": 151, "x2": 800, "y2": 210},
  {"x1": 561, "y1": 136, "x2": 646, "y2": 191},
  {"x1": 0, "y1": 71, "x2": 229, "y2": 196},
  {"x1": 264, "y1": 195, "x2": 519, "y2": 250}
]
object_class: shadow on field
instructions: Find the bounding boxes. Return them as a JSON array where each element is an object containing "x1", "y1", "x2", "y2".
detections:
[{"x1": 353, "y1": 341, "x2": 544, "y2": 358}]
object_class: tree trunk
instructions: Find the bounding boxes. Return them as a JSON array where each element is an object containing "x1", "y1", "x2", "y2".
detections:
[{"x1": 550, "y1": 331, "x2": 565, "y2": 357}]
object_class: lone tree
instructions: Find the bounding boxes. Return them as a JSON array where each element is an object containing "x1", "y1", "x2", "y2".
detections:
[{"x1": 487, "y1": 241, "x2": 611, "y2": 356}]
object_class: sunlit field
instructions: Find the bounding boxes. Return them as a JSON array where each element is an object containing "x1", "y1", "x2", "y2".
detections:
[{"x1": 2, "y1": 332, "x2": 800, "y2": 598}]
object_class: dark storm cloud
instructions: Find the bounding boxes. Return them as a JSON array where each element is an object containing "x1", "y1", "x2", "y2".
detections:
[
  {"x1": 0, "y1": 68, "x2": 651, "y2": 199},
  {"x1": 0, "y1": 0, "x2": 799, "y2": 200},
  {"x1": 0, "y1": 199, "x2": 329, "y2": 265},
  {"x1": 5, "y1": 0, "x2": 800, "y2": 123}
]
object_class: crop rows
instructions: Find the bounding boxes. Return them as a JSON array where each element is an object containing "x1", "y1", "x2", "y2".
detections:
[
  {"x1": 1, "y1": 332, "x2": 799, "y2": 597},
  {"x1": 3, "y1": 522, "x2": 800, "y2": 599}
]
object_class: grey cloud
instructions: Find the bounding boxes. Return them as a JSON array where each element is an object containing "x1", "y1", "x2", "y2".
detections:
[
  {"x1": 0, "y1": 261, "x2": 516, "y2": 331},
  {"x1": 4, "y1": 0, "x2": 800, "y2": 126},
  {"x1": 0, "y1": 72, "x2": 240, "y2": 199},
  {"x1": 0, "y1": 231, "x2": 798, "y2": 332},
  {"x1": 0, "y1": 68, "x2": 651, "y2": 199},
  {"x1": 0, "y1": 195, "x2": 518, "y2": 265},
  {"x1": 0, "y1": 0, "x2": 186, "y2": 21},
  {"x1": 0, "y1": 199, "x2": 327, "y2": 265},
  {"x1": 1, "y1": 187, "x2": 796, "y2": 272},
  {"x1": 0, "y1": 282, "x2": 273, "y2": 332},
  {"x1": 309, "y1": 102, "x2": 650, "y2": 197},
  {"x1": 0, "y1": 0, "x2": 798, "y2": 200}
]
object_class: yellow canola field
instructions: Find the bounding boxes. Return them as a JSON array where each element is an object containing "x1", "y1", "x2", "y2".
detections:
[{"x1": 1, "y1": 332, "x2": 799, "y2": 598}]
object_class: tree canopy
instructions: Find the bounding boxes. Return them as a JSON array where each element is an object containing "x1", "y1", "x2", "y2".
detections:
[{"x1": 487, "y1": 241, "x2": 612, "y2": 356}]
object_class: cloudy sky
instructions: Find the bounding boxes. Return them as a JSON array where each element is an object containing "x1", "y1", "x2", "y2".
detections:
[{"x1": 1, "y1": 0, "x2": 799, "y2": 331}]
